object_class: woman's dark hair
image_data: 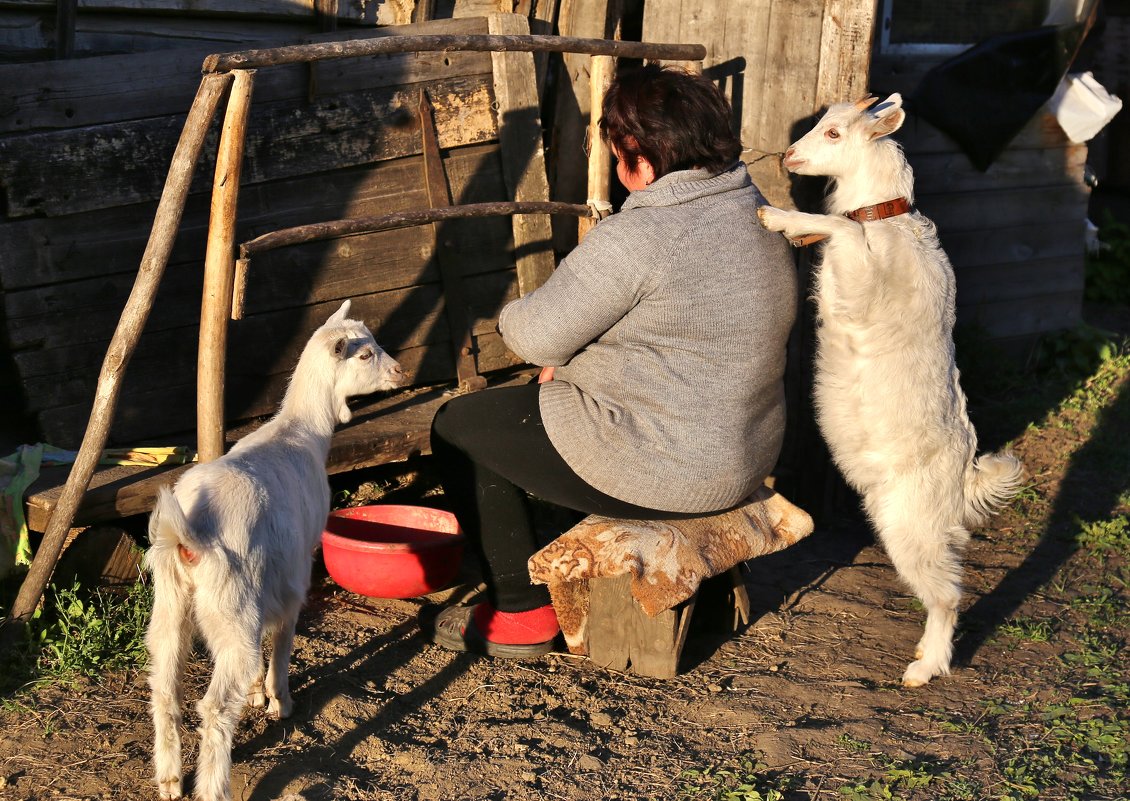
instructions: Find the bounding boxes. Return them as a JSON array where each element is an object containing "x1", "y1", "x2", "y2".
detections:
[{"x1": 599, "y1": 63, "x2": 742, "y2": 178}]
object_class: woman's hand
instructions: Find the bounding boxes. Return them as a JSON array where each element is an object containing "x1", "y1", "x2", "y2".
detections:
[{"x1": 537, "y1": 366, "x2": 556, "y2": 384}]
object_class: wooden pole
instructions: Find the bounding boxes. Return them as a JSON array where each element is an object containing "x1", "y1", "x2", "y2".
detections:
[
  {"x1": 578, "y1": 54, "x2": 613, "y2": 241},
  {"x1": 202, "y1": 34, "x2": 706, "y2": 74},
  {"x1": 197, "y1": 70, "x2": 255, "y2": 464},
  {"x1": 0, "y1": 73, "x2": 233, "y2": 647},
  {"x1": 239, "y1": 201, "x2": 593, "y2": 257}
]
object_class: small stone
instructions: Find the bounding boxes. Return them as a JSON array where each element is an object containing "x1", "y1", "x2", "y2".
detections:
[
  {"x1": 589, "y1": 711, "x2": 613, "y2": 728},
  {"x1": 708, "y1": 683, "x2": 724, "y2": 693},
  {"x1": 577, "y1": 754, "x2": 604, "y2": 771},
  {"x1": 624, "y1": 736, "x2": 639, "y2": 747},
  {"x1": 768, "y1": 664, "x2": 779, "y2": 672},
  {"x1": 521, "y1": 771, "x2": 537, "y2": 782}
]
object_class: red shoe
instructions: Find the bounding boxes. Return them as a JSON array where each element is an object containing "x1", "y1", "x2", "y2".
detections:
[{"x1": 432, "y1": 603, "x2": 557, "y2": 659}]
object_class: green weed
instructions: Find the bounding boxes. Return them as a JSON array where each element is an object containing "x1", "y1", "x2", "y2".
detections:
[
  {"x1": 997, "y1": 617, "x2": 1055, "y2": 643},
  {"x1": 22, "y1": 578, "x2": 152, "y2": 687},
  {"x1": 1076, "y1": 516, "x2": 1130, "y2": 563},
  {"x1": 678, "y1": 752, "x2": 799, "y2": 801}
]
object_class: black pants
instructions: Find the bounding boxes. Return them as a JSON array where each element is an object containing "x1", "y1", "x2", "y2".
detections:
[{"x1": 430, "y1": 383, "x2": 689, "y2": 612}]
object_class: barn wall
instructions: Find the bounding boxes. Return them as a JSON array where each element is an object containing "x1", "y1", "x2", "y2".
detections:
[
  {"x1": 0, "y1": 14, "x2": 549, "y2": 449},
  {"x1": 871, "y1": 56, "x2": 1089, "y2": 354}
]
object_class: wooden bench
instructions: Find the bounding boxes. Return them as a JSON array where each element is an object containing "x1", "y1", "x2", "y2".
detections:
[{"x1": 528, "y1": 485, "x2": 815, "y2": 678}]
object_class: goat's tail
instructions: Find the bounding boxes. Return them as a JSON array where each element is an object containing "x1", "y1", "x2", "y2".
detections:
[
  {"x1": 963, "y1": 450, "x2": 1024, "y2": 529},
  {"x1": 143, "y1": 487, "x2": 204, "y2": 574}
]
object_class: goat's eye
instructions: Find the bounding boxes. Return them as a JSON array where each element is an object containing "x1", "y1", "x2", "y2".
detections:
[
  {"x1": 826, "y1": 128, "x2": 840, "y2": 140},
  {"x1": 358, "y1": 349, "x2": 373, "y2": 361}
]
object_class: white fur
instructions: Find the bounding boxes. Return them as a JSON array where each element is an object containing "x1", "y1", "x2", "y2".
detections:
[
  {"x1": 757, "y1": 94, "x2": 1023, "y2": 687},
  {"x1": 144, "y1": 300, "x2": 405, "y2": 801}
]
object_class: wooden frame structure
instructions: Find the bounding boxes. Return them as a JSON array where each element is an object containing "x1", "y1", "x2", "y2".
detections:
[{"x1": 2, "y1": 21, "x2": 705, "y2": 643}]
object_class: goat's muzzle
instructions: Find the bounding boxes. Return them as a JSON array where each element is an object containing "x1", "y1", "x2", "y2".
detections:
[{"x1": 782, "y1": 147, "x2": 804, "y2": 172}]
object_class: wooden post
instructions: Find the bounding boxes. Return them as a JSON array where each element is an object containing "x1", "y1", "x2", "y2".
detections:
[
  {"x1": 197, "y1": 70, "x2": 255, "y2": 463},
  {"x1": 488, "y1": 14, "x2": 556, "y2": 296},
  {"x1": 0, "y1": 73, "x2": 233, "y2": 646},
  {"x1": 578, "y1": 53, "x2": 613, "y2": 242}
]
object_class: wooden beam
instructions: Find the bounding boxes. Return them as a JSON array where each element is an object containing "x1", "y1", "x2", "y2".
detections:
[
  {"x1": 54, "y1": 0, "x2": 75, "y2": 59},
  {"x1": 239, "y1": 200, "x2": 592, "y2": 256},
  {"x1": 198, "y1": 70, "x2": 255, "y2": 463},
  {"x1": 202, "y1": 31, "x2": 707, "y2": 73},
  {"x1": 0, "y1": 72, "x2": 233, "y2": 648}
]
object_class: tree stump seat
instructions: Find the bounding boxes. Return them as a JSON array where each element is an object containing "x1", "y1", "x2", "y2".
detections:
[{"x1": 527, "y1": 485, "x2": 815, "y2": 678}]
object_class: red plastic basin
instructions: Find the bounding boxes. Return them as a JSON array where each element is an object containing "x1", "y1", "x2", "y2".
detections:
[{"x1": 322, "y1": 505, "x2": 464, "y2": 599}]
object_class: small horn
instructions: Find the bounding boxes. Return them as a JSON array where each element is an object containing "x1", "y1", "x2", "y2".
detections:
[{"x1": 853, "y1": 95, "x2": 879, "y2": 111}]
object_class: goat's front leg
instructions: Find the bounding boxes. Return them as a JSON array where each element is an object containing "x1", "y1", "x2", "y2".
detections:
[
  {"x1": 757, "y1": 206, "x2": 862, "y2": 245},
  {"x1": 147, "y1": 578, "x2": 194, "y2": 800}
]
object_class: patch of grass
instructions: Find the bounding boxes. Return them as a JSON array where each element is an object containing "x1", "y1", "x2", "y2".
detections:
[
  {"x1": 2, "y1": 577, "x2": 153, "y2": 693},
  {"x1": 678, "y1": 752, "x2": 800, "y2": 801}
]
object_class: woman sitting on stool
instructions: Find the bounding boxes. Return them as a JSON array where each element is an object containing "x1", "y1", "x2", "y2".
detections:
[{"x1": 428, "y1": 63, "x2": 797, "y2": 657}]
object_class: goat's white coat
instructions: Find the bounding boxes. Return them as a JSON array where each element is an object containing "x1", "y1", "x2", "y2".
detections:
[
  {"x1": 144, "y1": 301, "x2": 404, "y2": 801},
  {"x1": 758, "y1": 94, "x2": 1023, "y2": 687}
]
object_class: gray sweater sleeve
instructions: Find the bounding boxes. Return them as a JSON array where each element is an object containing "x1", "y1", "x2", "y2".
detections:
[{"x1": 498, "y1": 218, "x2": 650, "y2": 366}]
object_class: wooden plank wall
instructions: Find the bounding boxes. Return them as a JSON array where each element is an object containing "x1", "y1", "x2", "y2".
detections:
[
  {"x1": 0, "y1": 15, "x2": 546, "y2": 448},
  {"x1": 0, "y1": 0, "x2": 523, "y2": 60},
  {"x1": 871, "y1": 57, "x2": 1089, "y2": 353},
  {"x1": 642, "y1": 0, "x2": 874, "y2": 210}
]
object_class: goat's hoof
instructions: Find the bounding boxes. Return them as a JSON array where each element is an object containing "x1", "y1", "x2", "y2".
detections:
[
  {"x1": 756, "y1": 205, "x2": 787, "y2": 232},
  {"x1": 157, "y1": 777, "x2": 183, "y2": 800},
  {"x1": 247, "y1": 689, "x2": 266, "y2": 708},
  {"x1": 267, "y1": 695, "x2": 293, "y2": 720},
  {"x1": 901, "y1": 660, "x2": 935, "y2": 687}
]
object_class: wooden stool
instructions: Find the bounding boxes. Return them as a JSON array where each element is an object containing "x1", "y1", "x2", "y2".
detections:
[
  {"x1": 528, "y1": 485, "x2": 814, "y2": 678},
  {"x1": 585, "y1": 566, "x2": 751, "y2": 678}
]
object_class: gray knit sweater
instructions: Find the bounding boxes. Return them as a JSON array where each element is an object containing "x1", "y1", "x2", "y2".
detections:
[{"x1": 498, "y1": 162, "x2": 797, "y2": 512}]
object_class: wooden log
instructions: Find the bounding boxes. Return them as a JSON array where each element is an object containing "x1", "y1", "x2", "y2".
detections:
[
  {"x1": 202, "y1": 31, "x2": 707, "y2": 73},
  {"x1": 198, "y1": 70, "x2": 255, "y2": 463},
  {"x1": 487, "y1": 13, "x2": 556, "y2": 296},
  {"x1": 0, "y1": 72, "x2": 233, "y2": 648},
  {"x1": 577, "y1": 53, "x2": 612, "y2": 242}
]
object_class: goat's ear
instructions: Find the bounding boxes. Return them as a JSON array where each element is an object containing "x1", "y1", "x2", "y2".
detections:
[
  {"x1": 332, "y1": 336, "x2": 348, "y2": 360},
  {"x1": 325, "y1": 299, "x2": 351, "y2": 327},
  {"x1": 868, "y1": 93, "x2": 905, "y2": 140}
]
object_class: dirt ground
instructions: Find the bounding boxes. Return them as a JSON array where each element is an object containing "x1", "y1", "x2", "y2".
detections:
[{"x1": 1, "y1": 324, "x2": 1127, "y2": 801}]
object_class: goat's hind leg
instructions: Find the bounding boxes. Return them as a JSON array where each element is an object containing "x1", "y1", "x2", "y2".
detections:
[
  {"x1": 879, "y1": 524, "x2": 965, "y2": 687},
  {"x1": 264, "y1": 601, "x2": 302, "y2": 719},
  {"x1": 147, "y1": 579, "x2": 194, "y2": 800},
  {"x1": 193, "y1": 629, "x2": 260, "y2": 801}
]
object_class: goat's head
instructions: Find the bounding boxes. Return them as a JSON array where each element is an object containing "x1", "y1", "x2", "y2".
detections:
[
  {"x1": 782, "y1": 93, "x2": 906, "y2": 178},
  {"x1": 317, "y1": 300, "x2": 407, "y2": 423}
]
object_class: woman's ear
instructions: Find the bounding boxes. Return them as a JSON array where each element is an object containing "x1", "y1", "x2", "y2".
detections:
[{"x1": 637, "y1": 156, "x2": 657, "y2": 186}]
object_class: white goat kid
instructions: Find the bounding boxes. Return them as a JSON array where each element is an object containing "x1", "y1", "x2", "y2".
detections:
[
  {"x1": 757, "y1": 93, "x2": 1023, "y2": 687},
  {"x1": 145, "y1": 300, "x2": 405, "y2": 801}
]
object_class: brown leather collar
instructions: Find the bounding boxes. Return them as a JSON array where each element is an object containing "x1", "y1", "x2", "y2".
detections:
[
  {"x1": 789, "y1": 196, "x2": 912, "y2": 247},
  {"x1": 845, "y1": 196, "x2": 912, "y2": 223}
]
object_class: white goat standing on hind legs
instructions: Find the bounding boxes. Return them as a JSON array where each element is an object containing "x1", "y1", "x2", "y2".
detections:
[
  {"x1": 757, "y1": 93, "x2": 1024, "y2": 687},
  {"x1": 144, "y1": 300, "x2": 405, "y2": 801}
]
